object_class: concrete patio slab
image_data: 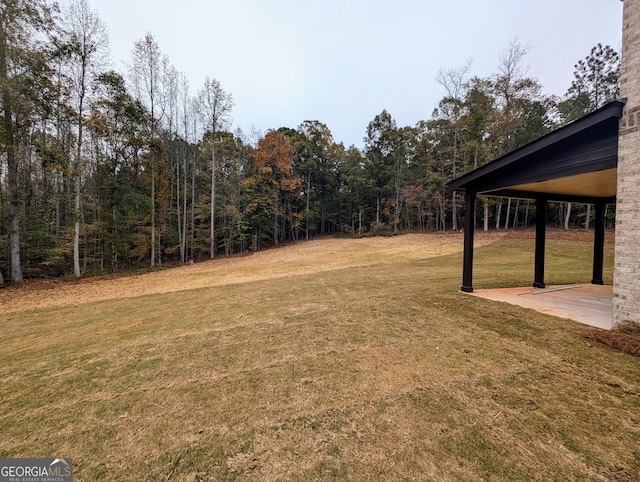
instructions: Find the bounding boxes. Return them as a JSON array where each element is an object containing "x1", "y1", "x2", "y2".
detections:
[{"x1": 469, "y1": 284, "x2": 613, "y2": 330}]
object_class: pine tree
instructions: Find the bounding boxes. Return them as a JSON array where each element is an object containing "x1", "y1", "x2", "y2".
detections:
[{"x1": 560, "y1": 44, "x2": 620, "y2": 123}]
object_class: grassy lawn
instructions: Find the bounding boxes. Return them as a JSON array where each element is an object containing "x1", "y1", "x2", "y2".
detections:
[{"x1": 1, "y1": 232, "x2": 638, "y2": 481}]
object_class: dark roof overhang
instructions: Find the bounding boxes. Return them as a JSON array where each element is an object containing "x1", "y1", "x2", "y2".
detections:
[{"x1": 447, "y1": 99, "x2": 626, "y2": 202}]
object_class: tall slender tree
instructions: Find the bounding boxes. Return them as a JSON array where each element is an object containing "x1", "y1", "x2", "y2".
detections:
[
  {"x1": 197, "y1": 76, "x2": 232, "y2": 258},
  {"x1": 559, "y1": 44, "x2": 620, "y2": 124},
  {"x1": 178, "y1": 73, "x2": 196, "y2": 262},
  {"x1": 295, "y1": 120, "x2": 338, "y2": 238},
  {"x1": 491, "y1": 39, "x2": 544, "y2": 226},
  {"x1": 130, "y1": 33, "x2": 167, "y2": 267},
  {"x1": 60, "y1": 0, "x2": 108, "y2": 277},
  {"x1": 88, "y1": 70, "x2": 150, "y2": 272},
  {"x1": 0, "y1": 0, "x2": 54, "y2": 283},
  {"x1": 436, "y1": 59, "x2": 472, "y2": 230},
  {"x1": 492, "y1": 38, "x2": 543, "y2": 154},
  {"x1": 568, "y1": 43, "x2": 620, "y2": 111}
]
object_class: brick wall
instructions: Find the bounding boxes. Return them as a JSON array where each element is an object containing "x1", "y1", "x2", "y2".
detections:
[{"x1": 614, "y1": 0, "x2": 640, "y2": 325}]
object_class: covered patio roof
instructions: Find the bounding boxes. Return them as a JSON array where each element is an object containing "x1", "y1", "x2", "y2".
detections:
[{"x1": 448, "y1": 99, "x2": 625, "y2": 294}]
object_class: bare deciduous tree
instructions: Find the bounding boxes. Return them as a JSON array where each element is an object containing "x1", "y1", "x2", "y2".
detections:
[
  {"x1": 130, "y1": 33, "x2": 168, "y2": 267},
  {"x1": 60, "y1": 0, "x2": 108, "y2": 277},
  {"x1": 437, "y1": 58, "x2": 472, "y2": 230},
  {"x1": 197, "y1": 77, "x2": 233, "y2": 259}
]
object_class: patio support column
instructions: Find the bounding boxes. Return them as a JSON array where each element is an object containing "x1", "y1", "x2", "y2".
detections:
[
  {"x1": 592, "y1": 202, "x2": 605, "y2": 285},
  {"x1": 461, "y1": 190, "x2": 476, "y2": 293},
  {"x1": 533, "y1": 197, "x2": 547, "y2": 289}
]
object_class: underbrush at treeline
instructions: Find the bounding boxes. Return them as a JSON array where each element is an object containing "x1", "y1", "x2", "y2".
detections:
[{"x1": 2, "y1": 224, "x2": 612, "y2": 284}]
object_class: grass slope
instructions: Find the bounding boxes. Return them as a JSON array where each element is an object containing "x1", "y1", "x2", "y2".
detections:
[{"x1": 1, "y1": 233, "x2": 638, "y2": 481}]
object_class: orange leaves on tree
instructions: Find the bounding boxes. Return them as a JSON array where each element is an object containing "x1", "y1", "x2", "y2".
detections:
[
  {"x1": 249, "y1": 130, "x2": 302, "y2": 193},
  {"x1": 246, "y1": 130, "x2": 303, "y2": 245}
]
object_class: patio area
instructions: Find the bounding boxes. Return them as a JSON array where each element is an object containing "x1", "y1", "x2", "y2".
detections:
[{"x1": 470, "y1": 284, "x2": 613, "y2": 330}]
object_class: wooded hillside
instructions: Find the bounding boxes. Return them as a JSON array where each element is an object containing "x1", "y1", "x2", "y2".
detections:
[{"x1": 0, "y1": 0, "x2": 620, "y2": 283}]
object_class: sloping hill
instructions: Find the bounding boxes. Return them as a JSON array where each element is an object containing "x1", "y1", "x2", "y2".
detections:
[
  {"x1": 1, "y1": 232, "x2": 639, "y2": 481},
  {"x1": 0, "y1": 233, "x2": 482, "y2": 314}
]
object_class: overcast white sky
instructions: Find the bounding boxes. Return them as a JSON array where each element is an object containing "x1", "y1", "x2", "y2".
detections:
[{"x1": 68, "y1": 0, "x2": 624, "y2": 147}]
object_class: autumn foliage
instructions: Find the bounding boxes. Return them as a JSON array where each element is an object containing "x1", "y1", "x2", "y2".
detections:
[{"x1": 244, "y1": 130, "x2": 302, "y2": 247}]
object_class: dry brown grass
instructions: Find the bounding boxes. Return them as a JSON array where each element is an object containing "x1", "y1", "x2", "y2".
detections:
[
  {"x1": 0, "y1": 233, "x2": 485, "y2": 314},
  {"x1": 586, "y1": 322, "x2": 640, "y2": 357},
  {"x1": 1, "y1": 232, "x2": 639, "y2": 481}
]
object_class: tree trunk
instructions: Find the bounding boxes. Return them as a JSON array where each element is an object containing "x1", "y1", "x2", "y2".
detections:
[
  {"x1": 504, "y1": 198, "x2": 512, "y2": 230},
  {"x1": 157, "y1": 220, "x2": 162, "y2": 267},
  {"x1": 585, "y1": 204, "x2": 592, "y2": 230},
  {"x1": 112, "y1": 205, "x2": 118, "y2": 271},
  {"x1": 82, "y1": 198, "x2": 88, "y2": 271},
  {"x1": 73, "y1": 136, "x2": 82, "y2": 278},
  {"x1": 474, "y1": 143, "x2": 479, "y2": 168},
  {"x1": 151, "y1": 159, "x2": 156, "y2": 267},
  {"x1": 73, "y1": 56, "x2": 87, "y2": 278},
  {"x1": 452, "y1": 191, "x2": 458, "y2": 231},
  {"x1": 210, "y1": 147, "x2": 216, "y2": 258},
  {"x1": 7, "y1": 133, "x2": 22, "y2": 283},
  {"x1": 564, "y1": 202, "x2": 572, "y2": 230},
  {"x1": 0, "y1": 268, "x2": 5, "y2": 288},
  {"x1": 321, "y1": 190, "x2": 327, "y2": 235},
  {"x1": 452, "y1": 130, "x2": 458, "y2": 231},
  {"x1": 495, "y1": 199, "x2": 502, "y2": 230},
  {"x1": 394, "y1": 154, "x2": 403, "y2": 234},
  {"x1": 56, "y1": 176, "x2": 61, "y2": 240},
  {"x1": 177, "y1": 152, "x2": 184, "y2": 263},
  {"x1": 483, "y1": 198, "x2": 489, "y2": 232},
  {"x1": 512, "y1": 199, "x2": 520, "y2": 229},
  {"x1": 305, "y1": 173, "x2": 310, "y2": 240},
  {"x1": 1, "y1": 28, "x2": 23, "y2": 283},
  {"x1": 182, "y1": 154, "x2": 188, "y2": 262},
  {"x1": 273, "y1": 191, "x2": 279, "y2": 246},
  {"x1": 191, "y1": 148, "x2": 195, "y2": 260}
]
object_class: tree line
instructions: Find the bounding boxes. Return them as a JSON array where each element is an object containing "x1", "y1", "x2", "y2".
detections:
[{"x1": 0, "y1": 0, "x2": 620, "y2": 285}]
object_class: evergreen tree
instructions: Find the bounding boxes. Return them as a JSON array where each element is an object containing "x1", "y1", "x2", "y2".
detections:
[{"x1": 559, "y1": 44, "x2": 620, "y2": 123}]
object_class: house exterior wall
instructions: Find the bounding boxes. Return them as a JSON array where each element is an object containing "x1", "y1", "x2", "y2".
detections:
[{"x1": 615, "y1": 0, "x2": 640, "y2": 325}]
